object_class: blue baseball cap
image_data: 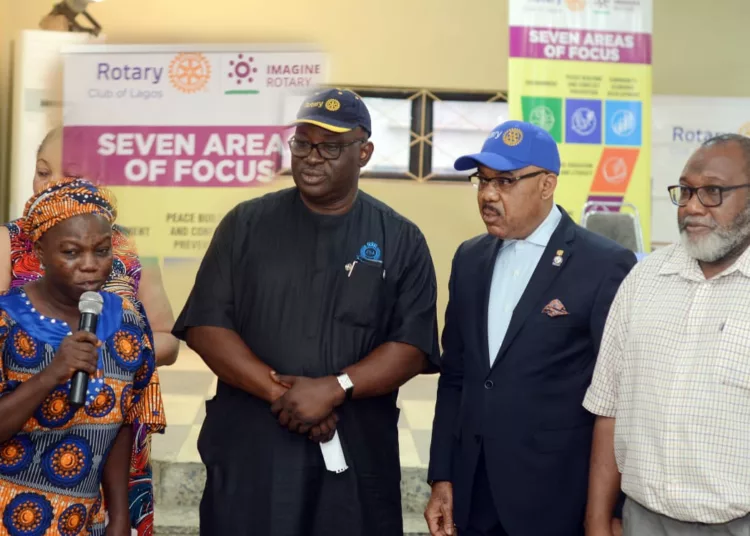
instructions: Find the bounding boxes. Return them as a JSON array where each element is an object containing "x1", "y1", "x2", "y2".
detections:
[
  {"x1": 454, "y1": 120, "x2": 561, "y2": 174},
  {"x1": 292, "y1": 88, "x2": 372, "y2": 136}
]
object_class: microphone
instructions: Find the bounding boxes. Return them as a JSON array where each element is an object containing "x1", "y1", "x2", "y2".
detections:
[{"x1": 69, "y1": 291, "x2": 104, "y2": 406}]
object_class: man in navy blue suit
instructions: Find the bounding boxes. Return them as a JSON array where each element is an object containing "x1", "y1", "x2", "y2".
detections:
[{"x1": 424, "y1": 120, "x2": 637, "y2": 536}]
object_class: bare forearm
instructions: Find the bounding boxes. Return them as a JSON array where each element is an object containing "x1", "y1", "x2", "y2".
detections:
[
  {"x1": 344, "y1": 342, "x2": 428, "y2": 399},
  {"x1": 586, "y1": 416, "x2": 621, "y2": 531},
  {"x1": 153, "y1": 331, "x2": 179, "y2": 367},
  {"x1": 186, "y1": 326, "x2": 281, "y2": 403},
  {"x1": 138, "y1": 263, "x2": 179, "y2": 368},
  {"x1": 0, "y1": 372, "x2": 58, "y2": 442},
  {"x1": 102, "y1": 425, "x2": 133, "y2": 530}
]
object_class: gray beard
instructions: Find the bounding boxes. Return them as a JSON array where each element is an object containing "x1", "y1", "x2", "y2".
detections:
[{"x1": 680, "y1": 205, "x2": 750, "y2": 263}]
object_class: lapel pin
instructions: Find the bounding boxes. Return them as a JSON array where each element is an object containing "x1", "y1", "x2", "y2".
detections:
[{"x1": 552, "y1": 249, "x2": 564, "y2": 267}]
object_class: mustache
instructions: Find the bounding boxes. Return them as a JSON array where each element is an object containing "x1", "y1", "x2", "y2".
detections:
[
  {"x1": 679, "y1": 215, "x2": 718, "y2": 232},
  {"x1": 482, "y1": 203, "x2": 504, "y2": 216}
]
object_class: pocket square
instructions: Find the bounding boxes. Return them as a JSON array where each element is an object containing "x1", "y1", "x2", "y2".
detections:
[{"x1": 542, "y1": 299, "x2": 568, "y2": 317}]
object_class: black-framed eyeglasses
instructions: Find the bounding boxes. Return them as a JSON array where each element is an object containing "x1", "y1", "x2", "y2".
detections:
[
  {"x1": 288, "y1": 137, "x2": 366, "y2": 160},
  {"x1": 667, "y1": 184, "x2": 750, "y2": 207},
  {"x1": 469, "y1": 170, "x2": 548, "y2": 190}
]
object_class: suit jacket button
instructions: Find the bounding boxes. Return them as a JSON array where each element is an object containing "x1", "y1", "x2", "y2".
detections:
[{"x1": 484, "y1": 380, "x2": 494, "y2": 390}]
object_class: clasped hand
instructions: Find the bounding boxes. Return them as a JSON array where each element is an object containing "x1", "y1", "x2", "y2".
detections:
[{"x1": 270, "y1": 372, "x2": 344, "y2": 443}]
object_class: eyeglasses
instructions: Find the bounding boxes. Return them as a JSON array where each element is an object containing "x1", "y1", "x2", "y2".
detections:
[
  {"x1": 288, "y1": 137, "x2": 366, "y2": 160},
  {"x1": 469, "y1": 170, "x2": 547, "y2": 190},
  {"x1": 667, "y1": 184, "x2": 750, "y2": 207}
]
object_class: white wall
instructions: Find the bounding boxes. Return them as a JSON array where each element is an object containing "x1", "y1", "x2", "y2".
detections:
[{"x1": 10, "y1": 30, "x2": 101, "y2": 219}]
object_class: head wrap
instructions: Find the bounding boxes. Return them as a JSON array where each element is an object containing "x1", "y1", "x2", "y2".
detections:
[{"x1": 23, "y1": 177, "x2": 117, "y2": 243}]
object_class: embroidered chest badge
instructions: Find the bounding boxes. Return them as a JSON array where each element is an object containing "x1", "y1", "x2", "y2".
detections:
[
  {"x1": 357, "y1": 241, "x2": 382, "y2": 263},
  {"x1": 346, "y1": 241, "x2": 385, "y2": 279}
]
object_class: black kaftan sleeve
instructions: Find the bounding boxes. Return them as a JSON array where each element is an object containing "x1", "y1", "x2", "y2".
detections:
[
  {"x1": 386, "y1": 228, "x2": 440, "y2": 368},
  {"x1": 172, "y1": 206, "x2": 239, "y2": 340}
]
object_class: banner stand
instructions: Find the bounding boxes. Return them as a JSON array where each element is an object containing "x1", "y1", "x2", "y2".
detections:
[{"x1": 508, "y1": 0, "x2": 652, "y2": 251}]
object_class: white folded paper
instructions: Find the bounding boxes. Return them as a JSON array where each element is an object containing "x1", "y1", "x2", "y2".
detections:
[{"x1": 319, "y1": 430, "x2": 348, "y2": 473}]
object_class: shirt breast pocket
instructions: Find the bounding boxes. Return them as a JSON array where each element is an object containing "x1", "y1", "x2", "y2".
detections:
[
  {"x1": 334, "y1": 260, "x2": 386, "y2": 328},
  {"x1": 716, "y1": 321, "x2": 750, "y2": 391}
]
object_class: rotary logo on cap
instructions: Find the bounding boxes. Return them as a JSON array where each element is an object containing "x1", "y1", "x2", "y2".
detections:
[
  {"x1": 454, "y1": 120, "x2": 561, "y2": 174},
  {"x1": 292, "y1": 88, "x2": 372, "y2": 135},
  {"x1": 502, "y1": 128, "x2": 524, "y2": 146}
]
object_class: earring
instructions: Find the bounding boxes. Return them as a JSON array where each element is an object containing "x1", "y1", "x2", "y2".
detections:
[{"x1": 39, "y1": 262, "x2": 45, "y2": 271}]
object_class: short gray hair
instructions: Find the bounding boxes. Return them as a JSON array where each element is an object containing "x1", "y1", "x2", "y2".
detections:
[{"x1": 701, "y1": 133, "x2": 750, "y2": 179}]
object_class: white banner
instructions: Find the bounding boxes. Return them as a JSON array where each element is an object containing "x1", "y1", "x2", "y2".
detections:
[
  {"x1": 61, "y1": 44, "x2": 327, "y2": 258},
  {"x1": 63, "y1": 44, "x2": 326, "y2": 127}
]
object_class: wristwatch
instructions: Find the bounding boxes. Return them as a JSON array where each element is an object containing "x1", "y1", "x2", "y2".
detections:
[{"x1": 336, "y1": 372, "x2": 354, "y2": 400}]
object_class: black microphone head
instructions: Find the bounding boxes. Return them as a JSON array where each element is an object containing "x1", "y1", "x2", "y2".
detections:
[{"x1": 78, "y1": 291, "x2": 104, "y2": 315}]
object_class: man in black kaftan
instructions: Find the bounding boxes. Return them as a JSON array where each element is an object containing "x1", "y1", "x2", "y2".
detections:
[{"x1": 173, "y1": 89, "x2": 439, "y2": 536}]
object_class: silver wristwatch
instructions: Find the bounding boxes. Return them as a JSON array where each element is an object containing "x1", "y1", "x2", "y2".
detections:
[{"x1": 336, "y1": 372, "x2": 354, "y2": 400}]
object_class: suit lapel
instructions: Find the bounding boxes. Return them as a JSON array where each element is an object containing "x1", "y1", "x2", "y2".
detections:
[
  {"x1": 490, "y1": 208, "x2": 576, "y2": 370},
  {"x1": 479, "y1": 237, "x2": 502, "y2": 374}
]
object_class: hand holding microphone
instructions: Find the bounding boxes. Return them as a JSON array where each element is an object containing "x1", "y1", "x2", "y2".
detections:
[
  {"x1": 44, "y1": 331, "x2": 99, "y2": 388},
  {"x1": 57, "y1": 291, "x2": 104, "y2": 406}
]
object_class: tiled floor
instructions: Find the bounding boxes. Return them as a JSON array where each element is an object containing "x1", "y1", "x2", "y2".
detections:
[{"x1": 152, "y1": 346, "x2": 438, "y2": 468}]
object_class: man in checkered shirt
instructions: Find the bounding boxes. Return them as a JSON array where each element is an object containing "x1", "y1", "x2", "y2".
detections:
[{"x1": 584, "y1": 133, "x2": 750, "y2": 536}]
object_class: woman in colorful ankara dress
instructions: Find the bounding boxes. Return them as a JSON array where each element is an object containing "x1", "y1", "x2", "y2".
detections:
[
  {"x1": 0, "y1": 178, "x2": 166, "y2": 536},
  {"x1": 0, "y1": 128, "x2": 177, "y2": 536}
]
